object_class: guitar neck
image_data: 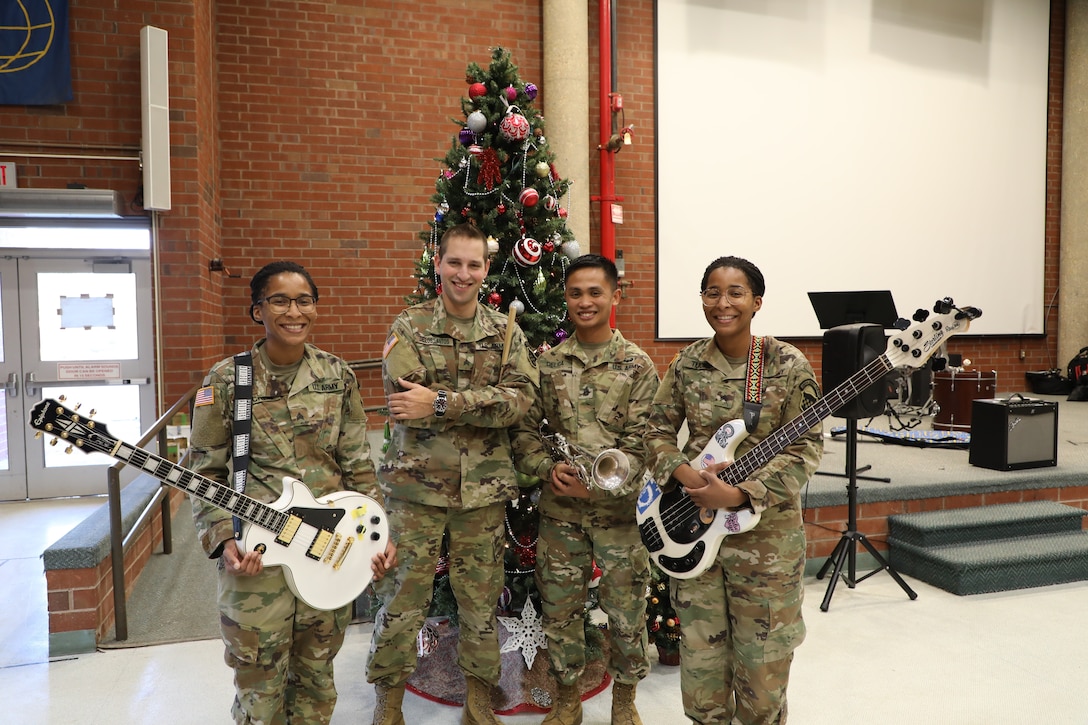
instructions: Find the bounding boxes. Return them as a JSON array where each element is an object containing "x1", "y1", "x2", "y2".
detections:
[
  {"x1": 723, "y1": 353, "x2": 892, "y2": 484},
  {"x1": 109, "y1": 439, "x2": 286, "y2": 533}
]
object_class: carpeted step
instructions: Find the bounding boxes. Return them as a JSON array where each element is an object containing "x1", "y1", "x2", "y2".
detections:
[
  {"x1": 888, "y1": 530, "x2": 1088, "y2": 595},
  {"x1": 887, "y1": 501, "x2": 1085, "y2": 548}
]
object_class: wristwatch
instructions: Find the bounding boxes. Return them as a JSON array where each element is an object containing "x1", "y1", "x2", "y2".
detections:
[{"x1": 433, "y1": 390, "x2": 449, "y2": 418}]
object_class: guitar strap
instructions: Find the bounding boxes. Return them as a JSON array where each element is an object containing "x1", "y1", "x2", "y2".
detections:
[
  {"x1": 231, "y1": 352, "x2": 254, "y2": 541},
  {"x1": 742, "y1": 336, "x2": 766, "y2": 433}
]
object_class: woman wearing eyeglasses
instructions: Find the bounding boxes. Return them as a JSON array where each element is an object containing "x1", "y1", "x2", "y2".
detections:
[
  {"x1": 188, "y1": 261, "x2": 396, "y2": 724},
  {"x1": 644, "y1": 256, "x2": 823, "y2": 725}
]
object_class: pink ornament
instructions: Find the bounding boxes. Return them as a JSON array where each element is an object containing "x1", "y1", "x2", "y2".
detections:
[
  {"x1": 513, "y1": 237, "x2": 543, "y2": 266},
  {"x1": 519, "y1": 188, "x2": 539, "y2": 207},
  {"x1": 468, "y1": 82, "x2": 487, "y2": 100},
  {"x1": 499, "y1": 109, "x2": 530, "y2": 142},
  {"x1": 505, "y1": 85, "x2": 517, "y2": 102}
]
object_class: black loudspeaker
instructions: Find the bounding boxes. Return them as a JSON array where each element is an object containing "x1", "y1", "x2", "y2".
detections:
[
  {"x1": 969, "y1": 397, "x2": 1058, "y2": 471},
  {"x1": 822, "y1": 323, "x2": 887, "y2": 419}
]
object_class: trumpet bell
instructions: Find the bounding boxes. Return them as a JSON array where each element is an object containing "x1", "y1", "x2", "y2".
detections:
[{"x1": 591, "y1": 449, "x2": 629, "y2": 491}]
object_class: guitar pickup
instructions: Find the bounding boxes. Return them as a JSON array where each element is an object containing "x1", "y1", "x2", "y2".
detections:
[
  {"x1": 308, "y1": 529, "x2": 334, "y2": 561},
  {"x1": 275, "y1": 514, "x2": 303, "y2": 546},
  {"x1": 638, "y1": 519, "x2": 664, "y2": 552}
]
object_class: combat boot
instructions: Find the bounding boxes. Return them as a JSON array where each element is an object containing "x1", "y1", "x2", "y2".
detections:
[
  {"x1": 372, "y1": 683, "x2": 406, "y2": 725},
  {"x1": 461, "y1": 674, "x2": 502, "y2": 725},
  {"x1": 610, "y1": 682, "x2": 643, "y2": 725},
  {"x1": 542, "y1": 681, "x2": 582, "y2": 725}
]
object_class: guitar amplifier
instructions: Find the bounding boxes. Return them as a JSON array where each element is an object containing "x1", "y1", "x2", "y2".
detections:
[{"x1": 968, "y1": 396, "x2": 1057, "y2": 471}]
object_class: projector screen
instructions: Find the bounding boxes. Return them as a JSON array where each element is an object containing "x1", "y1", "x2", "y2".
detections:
[{"x1": 655, "y1": 0, "x2": 1050, "y2": 339}]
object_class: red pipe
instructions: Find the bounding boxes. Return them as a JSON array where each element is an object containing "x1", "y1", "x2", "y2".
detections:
[{"x1": 595, "y1": 0, "x2": 622, "y2": 325}]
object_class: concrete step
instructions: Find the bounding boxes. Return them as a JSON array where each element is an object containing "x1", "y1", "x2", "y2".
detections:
[
  {"x1": 889, "y1": 530, "x2": 1088, "y2": 595},
  {"x1": 887, "y1": 501, "x2": 1085, "y2": 548}
]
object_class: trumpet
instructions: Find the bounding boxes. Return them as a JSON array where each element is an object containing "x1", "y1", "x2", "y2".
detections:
[{"x1": 538, "y1": 419, "x2": 630, "y2": 491}]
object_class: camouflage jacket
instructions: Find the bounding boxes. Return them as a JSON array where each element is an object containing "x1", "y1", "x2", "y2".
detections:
[
  {"x1": 512, "y1": 330, "x2": 659, "y2": 523},
  {"x1": 188, "y1": 340, "x2": 378, "y2": 557},
  {"x1": 379, "y1": 299, "x2": 537, "y2": 509},
  {"x1": 645, "y1": 336, "x2": 823, "y2": 522}
]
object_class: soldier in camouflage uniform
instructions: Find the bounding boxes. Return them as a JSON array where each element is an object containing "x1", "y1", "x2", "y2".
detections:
[
  {"x1": 190, "y1": 261, "x2": 396, "y2": 725},
  {"x1": 512, "y1": 254, "x2": 658, "y2": 725},
  {"x1": 644, "y1": 256, "x2": 823, "y2": 725},
  {"x1": 366, "y1": 223, "x2": 537, "y2": 725}
]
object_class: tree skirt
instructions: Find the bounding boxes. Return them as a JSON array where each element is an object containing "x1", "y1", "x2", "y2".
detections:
[{"x1": 406, "y1": 619, "x2": 611, "y2": 715}]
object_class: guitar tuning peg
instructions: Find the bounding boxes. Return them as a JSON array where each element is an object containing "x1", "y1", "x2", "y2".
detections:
[
  {"x1": 73, "y1": 403, "x2": 82, "y2": 411},
  {"x1": 58, "y1": 395, "x2": 67, "y2": 402},
  {"x1": 933, "y1": 298, "x2": 953, "y2": 314},
  {"x1": 89, "y1": 409, "x2": 96, "y2": 417},
  {"x1": 48, "y1": 438, "x2": 58, "y2": 446},
  {"x1": 893, "y1": 318, "x2": 910, "y2": 331},
  {"x1": 34, "y1": 431, "x2": 42, "y2": 439},
  {"x1": 913, "y1": 309, "x2": 929, "y2": 322},
  {"x1": 64, "y1": 446, "x2": 73, "y2": 454}
]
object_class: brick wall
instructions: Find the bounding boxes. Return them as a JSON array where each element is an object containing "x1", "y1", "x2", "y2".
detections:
[
  {"x1": 45, "y1": 489, "x2": 182, "y2": 648},
  {"x1": 0, "y1": 0, "x2": 1067, "y2": 408}
]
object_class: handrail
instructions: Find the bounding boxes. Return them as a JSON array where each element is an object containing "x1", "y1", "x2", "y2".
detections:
[{"x1": 109, "y1": 383, "x2": 200, "y2": 641}]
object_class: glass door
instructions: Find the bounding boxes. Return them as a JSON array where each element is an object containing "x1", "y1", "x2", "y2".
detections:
[{"x1": 0, "y1": 254, "x2": 155, "y2": 500}]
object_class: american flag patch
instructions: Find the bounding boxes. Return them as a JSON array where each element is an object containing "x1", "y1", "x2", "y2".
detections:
[
  {"x1": 383, "y1": 333, "x2": 399, "y2": 359},
  {"x1": 194, "y1": 386, "x2": 214, "y2": 407}
]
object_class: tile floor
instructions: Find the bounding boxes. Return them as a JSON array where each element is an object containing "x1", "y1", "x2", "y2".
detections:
[{"x1": 2, "y1": 498, "x2": 1087, "y2": 724}]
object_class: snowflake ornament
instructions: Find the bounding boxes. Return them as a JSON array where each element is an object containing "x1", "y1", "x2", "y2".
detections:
[{"x1": 498, "y1": 598, "x2": 548, "y2": 669}]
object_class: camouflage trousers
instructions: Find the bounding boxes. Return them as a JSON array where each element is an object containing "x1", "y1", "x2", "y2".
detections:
[
  {"x1": 366, "y1": 498, "x2": 507, "y2": 686},
  {"x1": 671, "y1": 522, "x2": 806, "y2": 725},
  {"x1": 217, "y1": 560, "x2": 352, "y2": 725},
  {"x1": 536, "y1": 513, "x2": 651, "y2": 686}
]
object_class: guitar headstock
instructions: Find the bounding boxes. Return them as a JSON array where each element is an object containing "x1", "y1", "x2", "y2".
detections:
[
  {"x1": 28, "y1": 398, "x2": 112, "y2": 455},
  {"x1": 884, "y1": 299, "x2": 981, "y2": 371}
]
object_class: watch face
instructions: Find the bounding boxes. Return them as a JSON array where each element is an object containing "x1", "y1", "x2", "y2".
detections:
[{"x1": 434, "y1": 391, "x2": 448, "y2": 416}]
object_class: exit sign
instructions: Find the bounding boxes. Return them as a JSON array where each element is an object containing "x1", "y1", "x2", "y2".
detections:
[{"x1": 0, "y1": 162, "x2": 15, "y2": 188}]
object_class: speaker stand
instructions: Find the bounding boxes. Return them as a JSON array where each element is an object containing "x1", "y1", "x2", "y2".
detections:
[
  {"x1": 814, "y1": 417, "x2": 918, "y2": 612},
  {"x1": 815, "y1": 415, "x2": 891, "y2": 483}
]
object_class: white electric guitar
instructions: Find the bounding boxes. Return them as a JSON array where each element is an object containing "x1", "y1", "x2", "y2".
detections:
[
  {"x1": 636, "y1": 299, "x2": 981, "y2": 579},
  {"x1": 29, "y1": 398, "x2": 390, "y2": 611}
]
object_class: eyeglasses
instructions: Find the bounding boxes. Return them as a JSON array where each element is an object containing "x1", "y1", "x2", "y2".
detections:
[
  {"x1": 700, "y1": 286, "x2": 751, "y2": 306},
  {"x1": 259, "y1": 294, "x2": 317, "y2": 313}
]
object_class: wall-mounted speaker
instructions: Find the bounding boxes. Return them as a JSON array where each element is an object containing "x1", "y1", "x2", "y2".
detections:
[
  {"x1": 140, "y1": 26, "x2": 171, "y2": 211},
  {"x1": 822, "y1": 322, "x2": 887, "y2": 419}
]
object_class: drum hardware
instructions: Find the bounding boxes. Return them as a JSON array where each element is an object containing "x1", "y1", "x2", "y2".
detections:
[{"x1": 537, "y1": 419, "x2": 629, "y2": 491}]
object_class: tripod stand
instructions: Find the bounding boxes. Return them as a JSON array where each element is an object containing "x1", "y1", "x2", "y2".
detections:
[{"x1": 814, "y1": 417, "x2": 918, "y2": 611}]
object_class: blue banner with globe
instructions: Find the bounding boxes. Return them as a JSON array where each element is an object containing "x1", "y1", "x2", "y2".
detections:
[{"x1": 0, "y1": 1, "x2": 72, "y2": 105}]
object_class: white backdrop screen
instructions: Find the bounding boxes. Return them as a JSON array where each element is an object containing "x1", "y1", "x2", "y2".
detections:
[{"x1": 655, "y1": 0, "x2": 1050, "y2": 339}]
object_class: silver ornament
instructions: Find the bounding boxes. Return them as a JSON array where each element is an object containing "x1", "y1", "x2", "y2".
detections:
[{"x1": 561, "y1": 240, "x2": 582, "y2": 260}]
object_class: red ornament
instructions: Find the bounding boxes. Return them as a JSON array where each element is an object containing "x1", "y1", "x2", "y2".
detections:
[
  {"x1": 497, "y1": 203, "x2": 506, "y2": 214},
  {"x1": 558, "y1": 207, "x2": 568, "y2": 218},
  {"x1": 543, "y1": 240, "x2": 555, "y2": 253},
  {"x1": 499, "y1": 109, "x2": 531, "y2": 142},
  {"x1": 513, "y1": 237, "x2": 543, "y2": 266},
  {"x1": 479, "y1": 148, "x2": 502, "y2": 190},
  {"x1": 468, "y1": 82, "x2": 487, "y2": 100},
  {"x1": 488, "y1": 291, "x2": 502, "y2": 307},
  {"x1": 519, "y1": 188, "x2": 539, "y2": 207}
]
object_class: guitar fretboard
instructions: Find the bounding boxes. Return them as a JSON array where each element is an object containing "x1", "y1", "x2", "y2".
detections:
[
  {"x1": 722, "y1": 353, "x2": 893, "y2": 484},
  {"x1": 108, "y1": 438, "x2": 288, "y2": 533}
]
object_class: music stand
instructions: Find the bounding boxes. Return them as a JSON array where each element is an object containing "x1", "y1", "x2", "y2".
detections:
[
  {"x1": 808, "y1": 290, "x2": 917, "y2": 610},
  {"x1": 809, "y1": 291, "x2": 897, "y2": 484}
]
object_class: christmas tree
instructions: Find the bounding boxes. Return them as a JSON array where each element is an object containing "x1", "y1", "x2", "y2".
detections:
[
  {"x1": 401, "y1": 49, "x2": 606, "y2": 713},
  {"x1": 645, "y1": 561, "x2": 682, "y2": 665},
  {"x1": 408, "y1": 47, "x2": 581, "y2": 353}
]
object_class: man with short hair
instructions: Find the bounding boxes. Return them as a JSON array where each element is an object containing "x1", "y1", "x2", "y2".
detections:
[{"x1": 367, "y1": 223, "x2": 538, "y2": 725}]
